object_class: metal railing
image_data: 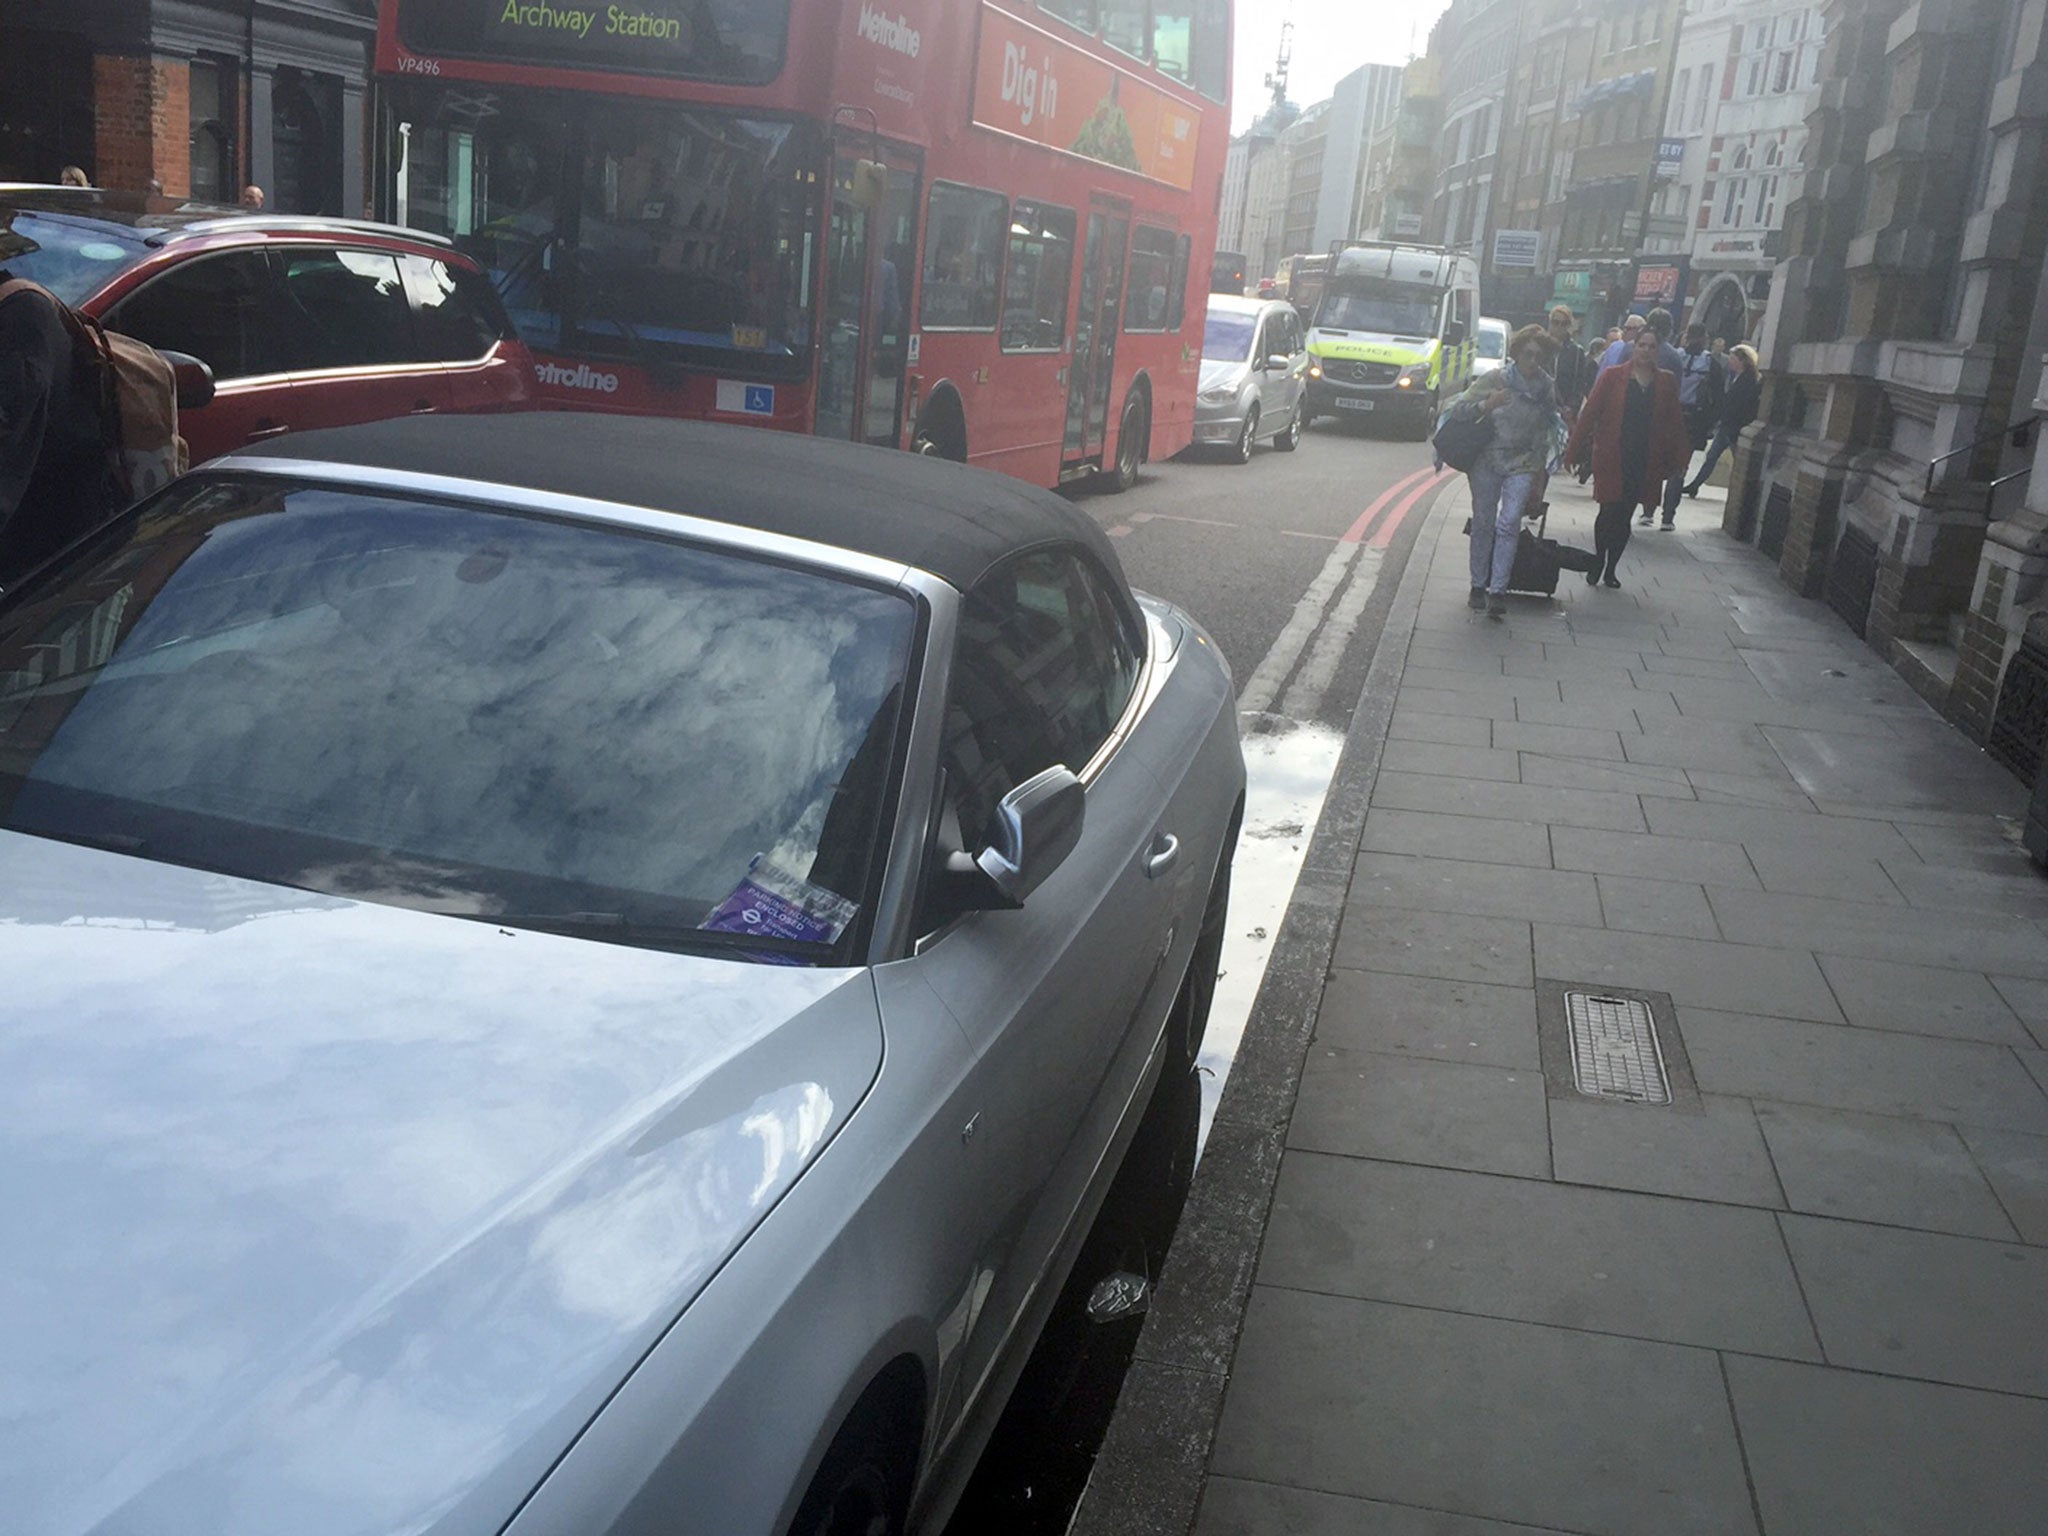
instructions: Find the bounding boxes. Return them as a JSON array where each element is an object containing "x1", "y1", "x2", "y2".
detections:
[{"x1": 1925, "y1": 414, "x2": 2038, "y2": 509}]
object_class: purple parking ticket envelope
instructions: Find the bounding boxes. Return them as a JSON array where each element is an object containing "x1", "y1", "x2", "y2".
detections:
[{"x1": 702, "y1": 855, "x2": 858, "y2": 952}]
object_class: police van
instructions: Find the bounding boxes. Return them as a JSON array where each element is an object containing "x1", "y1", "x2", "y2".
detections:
[{"x1": 1302, "y1": 243, "x2": 1482, "y2": 438}]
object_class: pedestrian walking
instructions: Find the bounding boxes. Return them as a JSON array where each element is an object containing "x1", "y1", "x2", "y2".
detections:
[
  {"x1": 1661, "y1": 321, "x2": 1725, "y2": 527},
  {"x1": 1684, "y1": 343, "x2": 1761, "y2": 497},
  {"x1": 1599, "y1": 314, "x2": 1645, "y2": 369},
  {"x1": 0, "y1": 264, "x2": 116, "y2": 588},
  {"x1": 1563, "y1": 329, "x2": 1687, "y2": 590},
  {"x1": 239, "y1": 184, "x2": 265, "y2": 210},
  {"x1": 1443, "y1": 324, "x2": 1566, "y2": 619},
  {"x1": 1548, "y1": 305, "x2": 1592, "y2": 418},
  {"x1": 58, "y1": 165, "x2": 89, "y2": 188}
]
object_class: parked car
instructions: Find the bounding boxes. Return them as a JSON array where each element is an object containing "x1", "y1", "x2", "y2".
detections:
[
  {"x1": 1471, "y1": 316, "x2": 1512, "y2": 378},
  {"x1": 0, "y1": 184, "x2": 533, "y2": 465},
  {"x1": 1194, "y1": 294, "x2": 1308, "y2": 462},
  {"x1": 0, "y1": 413, "x2": 1245, "y2": 1536}
]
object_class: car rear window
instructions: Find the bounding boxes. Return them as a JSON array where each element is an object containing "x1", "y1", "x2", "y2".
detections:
[
  {"x1": 0, "y1": 481, "x2": 918, "y2": 962},
  {"x1": 0, "y1": 210, "x2": 150, "y2": 305}
]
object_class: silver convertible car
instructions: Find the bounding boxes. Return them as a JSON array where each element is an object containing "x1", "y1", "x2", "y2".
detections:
[{"x1": 0, "y1": 415, "x2": 1244, "y2": 1536}]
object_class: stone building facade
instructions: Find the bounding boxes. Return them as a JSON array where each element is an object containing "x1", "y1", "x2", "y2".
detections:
[
  {"x1": 1357, "y1": 55, "x2": 1445, "y2": 243},
  {"x1": 0, "y1": 0, "x2": 375, "y2": 215},
  {"x1": 1726, "y1": 0, "x2": 2048, "y2": 779}
]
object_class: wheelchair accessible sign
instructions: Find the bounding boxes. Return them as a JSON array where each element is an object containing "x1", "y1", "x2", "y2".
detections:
[{"x1": 716, "y1": 380, "x2": 776, "y2": 416}]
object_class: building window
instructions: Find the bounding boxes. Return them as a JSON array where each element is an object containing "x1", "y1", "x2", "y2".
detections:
[
  {"x1": 188, "y1": 56, "x2": 238, "y2": 202},
  {"x1": 1670, "y1": 68, "x2": 1690, "y2": 135},
  {"x1": 1753, "y1": 174, "x2": 1777, "y2": 224},
  {"x1": 1721, "y1": 177, "x2": 1746, "y2": 224},
  {"x1": 1693, "y1": 65, "x2": 1714, "y2": 128}
]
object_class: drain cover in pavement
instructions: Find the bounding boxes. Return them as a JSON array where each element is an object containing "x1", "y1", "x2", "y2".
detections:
[
  {"x1": 1565, "y1": 991, "x2": 1670, "y2": 1103},
  {"x1": 1534, "y1": 980, "x2": 1701, "y2": 1112}
]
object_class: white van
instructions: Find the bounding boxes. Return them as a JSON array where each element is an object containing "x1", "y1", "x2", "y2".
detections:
[{"x1": 1302, "y1": 244, "x2": 1483, "y2": 438}]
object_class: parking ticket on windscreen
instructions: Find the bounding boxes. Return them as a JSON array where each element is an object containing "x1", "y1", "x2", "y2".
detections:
[{"x1": 702, "y1": 854, "x2": 857, "y2": 949}]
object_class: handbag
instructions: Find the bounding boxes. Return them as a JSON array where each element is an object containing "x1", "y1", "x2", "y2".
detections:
[{"x1": 1433, "y1": 409, "x2": 1494, "y2": 473}]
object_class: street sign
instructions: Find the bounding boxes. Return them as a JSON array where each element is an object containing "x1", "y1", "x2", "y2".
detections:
[
  {"x1": 1492, "y1": 229, "x2": 1542, "y2": 269},
  {"x1": 1656, "y1": 137, "x2": 1685, "y2": 179},
  {"x1": 1393, "y1": 212, "x2": 1423, "y2": 237}
]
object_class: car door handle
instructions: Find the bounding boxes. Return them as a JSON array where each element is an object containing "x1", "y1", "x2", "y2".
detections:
[
  {"x1": 409, "y1": 399, "x2": 437, "y2": 414},
  {"x1": 247, "y1": 421, "x2": 290, "y2": 439},
  {"x1": 1143, "y1": 833, "x2": 1180, "y2": 880}
]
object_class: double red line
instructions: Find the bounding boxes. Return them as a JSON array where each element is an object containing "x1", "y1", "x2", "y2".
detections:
[{"x1": 1340, "y1": 465, "x2": 1455, "y2": 548}]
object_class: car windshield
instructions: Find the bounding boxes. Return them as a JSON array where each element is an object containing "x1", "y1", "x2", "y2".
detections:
[
  {"x1": 1476, "y1": 326, "x2": 1507, "y2": 359},
  {"x1": 388, "y1": 86, "x2": 822, "y2": 377},
  {"x1": 1316, "y1": 280, "x2": 1439, "y2": 337},
  {"x1": 0, "y1": 481, "x2": 917, "y2": 961},
  {"x1": 0, "y1": 210, "x2": 150, "y2": 305},
  {"x1": 1203, "y1": 309, "x2": 1256, "y2": 362}
]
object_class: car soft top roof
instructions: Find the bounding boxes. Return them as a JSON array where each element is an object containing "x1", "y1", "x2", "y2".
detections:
[{"x1": 230, "y1": 413, "x2": 1132, "y2": 596}]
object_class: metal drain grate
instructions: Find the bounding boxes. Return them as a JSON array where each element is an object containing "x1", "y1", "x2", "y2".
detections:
[{"x1": 1565, "y1": 991, "x2": 1671, "y2": 1104}]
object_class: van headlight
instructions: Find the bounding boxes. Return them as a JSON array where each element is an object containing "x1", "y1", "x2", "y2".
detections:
[
  {"x1": 1396, "y1": 363, "x2": 1430, "y2": 390},
  {"x1": 1307, "y1": 361, "x2": 1323, "y2": 380}
]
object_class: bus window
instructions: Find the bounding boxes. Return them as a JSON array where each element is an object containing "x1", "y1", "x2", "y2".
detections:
[
  {"x1": 1124, "y1": 227, "x2": 1176, "y2": 332},
  {"x1": 1168, "y1": 234, "x2": 1192, "y2": 330},
  {"x1": 1153, "y1": 0, "x2": 1194, "y2": 81},
  {"x1": 921, "y1": 183, "x2": 1007, "y2": 331},
  {"x1": 1193, "y1": 0, "x2": 1229, "y2": 101},
  {"x1": 1001, "y1": 201, "x2": 1078, "y2": 353},
  {"x1": 1039, "y1": 0, "x2": 1101, "y2": 31},
  {"x1": 1100, "y1": 0, "x2": 1148, "y2": 57}
]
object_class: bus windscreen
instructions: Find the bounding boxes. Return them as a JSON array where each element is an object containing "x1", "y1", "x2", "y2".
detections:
[{"x1": 397, "y1": 0, "x2": 786, "y2": 85}]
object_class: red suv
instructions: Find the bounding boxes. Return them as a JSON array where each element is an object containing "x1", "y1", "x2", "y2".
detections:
[{"x1": 0, "y1": 187, "x2": 534, "y2": 465}]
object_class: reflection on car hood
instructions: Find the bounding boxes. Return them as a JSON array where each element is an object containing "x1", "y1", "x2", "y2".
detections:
[
  {"x1": 0, "y1": 830, "x2": 882, "y2": 1536},
  {"x1": 1199, "y1": 358, "x2": 1249, "y2": 392}
]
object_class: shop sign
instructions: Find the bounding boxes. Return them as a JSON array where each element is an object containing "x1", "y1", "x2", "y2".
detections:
[
  {"x1": 1633, "y1": 261, "x2": 1687, "y2": 306},
  {"x1": 1655, "y1": 137, "x2": 1685, "y2": 179},
  {"x1": 1492, "y1": 229, "x2": 1542, "y2": 268}
]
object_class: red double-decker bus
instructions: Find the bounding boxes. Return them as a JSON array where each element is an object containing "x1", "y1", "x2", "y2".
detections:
[{"x1": 371, "y1": 0, "x2": 1230, "y2": 490}]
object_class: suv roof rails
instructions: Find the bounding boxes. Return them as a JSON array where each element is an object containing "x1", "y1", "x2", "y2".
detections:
[{"x1": 158, "y1": 216, "x2": 455, "y2": 249}]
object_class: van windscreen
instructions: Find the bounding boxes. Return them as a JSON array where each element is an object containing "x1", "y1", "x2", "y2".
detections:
[{"x1": 1317, "y1": 280, "x2": 1438, "y2": 338}]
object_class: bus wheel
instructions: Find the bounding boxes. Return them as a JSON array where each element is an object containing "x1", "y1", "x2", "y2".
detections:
[{"x1": 1106, "y1": 394, "x2": 1147, "y2": 493}]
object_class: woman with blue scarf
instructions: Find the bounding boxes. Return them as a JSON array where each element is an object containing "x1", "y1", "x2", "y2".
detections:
[{"x1": 1442, "y1": 326, "x2": 1566, "y2": 618}]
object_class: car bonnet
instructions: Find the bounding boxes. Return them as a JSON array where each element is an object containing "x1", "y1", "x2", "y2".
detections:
[{"x1": 0, "y1": 829, "x2": 882, "y2": 1536}]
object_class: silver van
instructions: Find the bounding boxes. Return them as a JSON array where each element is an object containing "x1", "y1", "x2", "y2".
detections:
[{"x1": 1194, "y1": 295, "x2": 1308, "y2": 462}]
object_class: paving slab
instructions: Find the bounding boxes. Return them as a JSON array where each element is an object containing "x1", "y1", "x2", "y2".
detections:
[
  {"x1": 1514, "y1": 696, "x2": 1665, "y2": 733},
  {"x1": 1196, "y1": 1480, "x2": 1574, "y2": 1536},
  {"x1": 1401, "y1": 667, "x2": 1563, "y2": 701},
  {"x1": 1682, "y1": 769, "x2": 1816, "y2": 810},
  {"x1": 1992, "y1": 974, "x2": 2048, "y2": 1050},
  {"x1": 1315, "y1": 972, "x2": 1540, "y2": 1070},
  {"x1": 1404, "y1": 644, "x2": 1506, "y2": 676},
  {"x1": 1679, "y1": 1009, "x2": 2048, "y2": 1132},
  {"x1": 1762, "y1": 721, "x2": 2026, "y2": 807},
  {"x1": 1884, "y1": 861, "x2": 2048, "y2": 922},
  {"x1": 1388, "y1": 709, "x2": 1495, "y2": 747},
  {"x1": 1738, "y1": 843, "x2": 1904, "y2": 901},
  {"x1": 1534, "y1": 923, "x2": 1841, "y2": 1022},
  {"x1": 1707, "y1": 886, "x2": 2048, "y2": 979},
  {"x1": 1956, "y1": 1125, "x2": 2048, "y2": 1244},
  {"x1": 1333, "y1": 903, "x2": 1534, "y2": 987},
  {"x1": 1593, "y1": 874, "x2": 1720, "y2": 938},
  {"x1": 1517, "y1": 754, "x2": 1695, "y2": 799},
  {"x1": 1262, "y1": 1155, "x2": 1819, "y2": 1358},
  {"x1": 1780, "y1": 1214, "x2": 2048, "y2": 1397},
  {"x1": 1209, "y1": 1290, "x2": 1758, "y2": 1536},
  {"x1": 1549, "y1": 1093, "x2": 1782, "y2": 1206},
  {"x1": 1726, "y1": 1353, "x2": 2048, "y2": 1536},
  {"x1": 1288, "y1": 1054, "x2": 1550, "y2": 1177},
  {"x1": 1351, "y1": 852, "x2": 1601, "y2": 927},
  {"x1": 1643, "y1": 797, "x2": 1918, "y2": 856},
  {"x1": 1489, "y1": 719, "x2": 1627, "y2": 761},
  {"x1": 1394, "y1": 686, "x2": 1518, "y2": 722},
  {"x1": 1370, "y1": 772, "x2": 1649, "y2": 833},
  {"x1": 1357, "y1": 806, "x2": 1553, "y2": 869},
  {"x1": 1814, "y1": 953, "x2": 2033, "y2": 1044},
  {"x1": 1622, "y1": 720, "x2": 1790, "y2": 776},
  {"x1": 1550, "y1": 826, "x2": 1759, "y2": 887},
  {"x1": 1380, "y1": 738, "x2": 1522, "y2": 783},
  {"x1": 1754, "y1": 1102, "x2": 2017, "y2": 1239}
]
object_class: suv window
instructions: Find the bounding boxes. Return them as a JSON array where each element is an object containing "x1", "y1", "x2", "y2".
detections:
[
  {"x1": 400, "y1": 254, "x2": 507, "y2": 362},
  {"x1": 279, "y1": 249, "x2": 416, "y2": 370},
  {"x1": 104, "y1": 251, "x2": 290, "y2": 381},
  {"x1": 940, "y1": 548, "x2": 1141, "y2": 849}
]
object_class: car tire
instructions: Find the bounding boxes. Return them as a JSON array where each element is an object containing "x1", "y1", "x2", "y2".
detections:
[
  {"x1": 1231, "y1": 406, "x2": 1258, "y2": 465},
  {"x1": 788, "y1": 1405, "x2": 915, "y2": 1536},
  {"x1": 1105, "y1": 394, "x2": 1146, "y2": 493},
  {"x1": 1274, "y1": 407, "x2": 1302, "y2": 452}
]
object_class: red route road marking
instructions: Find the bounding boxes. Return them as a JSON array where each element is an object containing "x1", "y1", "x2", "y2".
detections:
[
  {"x1": 1370, "y1": 467, "x2": 1456, "y2": 549},
  {"x1": 1339, "y1": 464, "x2": 1438, "y2": 544}
]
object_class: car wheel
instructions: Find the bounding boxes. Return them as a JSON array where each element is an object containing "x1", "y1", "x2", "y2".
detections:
[
  {"x1": 789, "y1": 1410, "x2": 914, "y2": 1536},
  {"x1": 1408, "y1": 392, "x2": 1437, "y2": 442},
  {"x1": 1105, "y1": 395, "x2": 1145, "y2": 493},
  {"x1": 1173, "y1": 841, "x2": 1235, "y2": 1070},
  {"x1": 1232, "y1": 406, "x2": 1258, "y2": 465},
  {"x1": 1274, "y1": 406, "x2": 1302, "y2": 452}
]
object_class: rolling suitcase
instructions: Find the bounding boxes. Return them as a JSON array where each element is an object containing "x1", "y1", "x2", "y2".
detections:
[{"x1": 1505, "y1": 500, "x2": 1562, "y2": 596}]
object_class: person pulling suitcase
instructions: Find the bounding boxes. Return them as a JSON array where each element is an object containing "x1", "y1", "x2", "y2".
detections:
[{"x1": 1436, "y1": 325, "x2": 1567, "y2": 620}]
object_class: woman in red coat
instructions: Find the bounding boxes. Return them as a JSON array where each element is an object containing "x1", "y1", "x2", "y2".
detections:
[{"x1": 1564, "y1": 331, "x2": 1689, "y2": 588}]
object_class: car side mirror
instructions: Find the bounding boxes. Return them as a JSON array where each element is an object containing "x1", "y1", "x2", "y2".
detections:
[
  {"x1": 948, "y1": 765, "x2": 1086, "y2": 910},
  {"x1": 1442, "y1": 320, "x2": 1468, "y2": 347},
  {"x1": 160, "y1": 350, "x2": 215, "y2": 410},
  {"x1": 1263, "y1": 353, "x2": 1291, "y2": 372}
]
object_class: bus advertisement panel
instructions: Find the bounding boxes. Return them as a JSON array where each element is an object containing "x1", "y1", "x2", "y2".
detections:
[{"x1": 373, "y1": 0, "x2": 1230, "y2": 490}]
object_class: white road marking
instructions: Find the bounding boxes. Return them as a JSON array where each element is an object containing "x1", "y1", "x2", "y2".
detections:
[
  {"x1": 1234, "y1": 535, "x2": 1368, "y2": 718},
  {"x1": 1278, "y1": 546, "x2": 1384, "y2": 720}
]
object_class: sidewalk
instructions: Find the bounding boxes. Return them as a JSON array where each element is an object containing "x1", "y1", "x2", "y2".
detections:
[{"x1": 1074, "y1": 473, "x2": 2048, "y2": 1536}]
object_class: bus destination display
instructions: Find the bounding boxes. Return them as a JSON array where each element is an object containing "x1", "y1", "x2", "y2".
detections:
[{"x1": 396, "y1": 0, "x2": 785, "y2": 83}]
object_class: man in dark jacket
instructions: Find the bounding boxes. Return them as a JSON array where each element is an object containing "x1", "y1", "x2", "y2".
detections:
[
  {"x1": 0, "y1": 250, "x2": 113, "y2": 591},
  {"x1": 1547, "y1": 305, "x2": 1593, "y2": 417},
  {"x1": 1660, "y1": 320, "x2": 1725, "y2": 527}
]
